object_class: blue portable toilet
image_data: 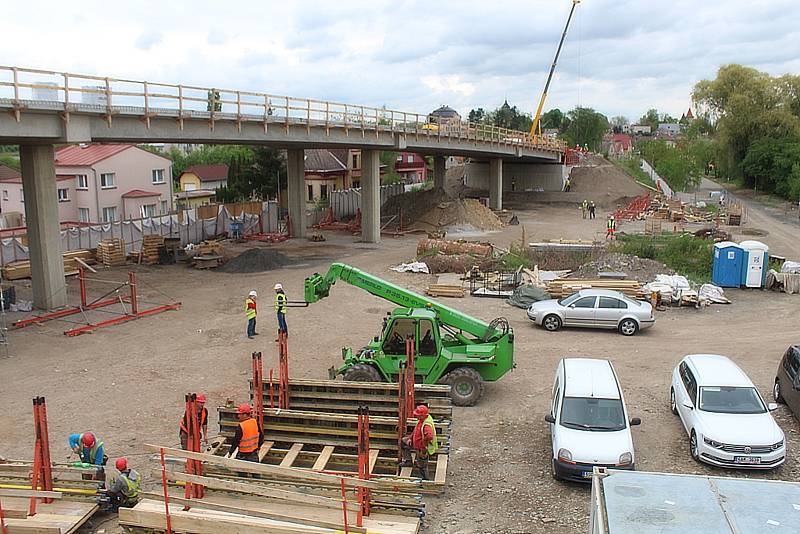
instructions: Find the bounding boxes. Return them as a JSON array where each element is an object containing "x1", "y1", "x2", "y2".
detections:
[
  {"x1": 712, "y1": 241, "x2": 745, "y2": 287},
  {"x1": 739, "y1": 240, "x2": 769, "y2": 288}
]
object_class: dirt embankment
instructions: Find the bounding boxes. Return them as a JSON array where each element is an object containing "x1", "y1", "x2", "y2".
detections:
[
  {"x1": 568, "y1": 155, "x2": 646, "y2": 208},
  {"x1": 383, "y1": 188, "x2": 503, "y2": 232}
]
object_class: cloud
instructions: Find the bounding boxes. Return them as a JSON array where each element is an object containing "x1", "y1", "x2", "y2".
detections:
[{"x1": 134, "y1": 30, "x2": 163, "y2": 50}]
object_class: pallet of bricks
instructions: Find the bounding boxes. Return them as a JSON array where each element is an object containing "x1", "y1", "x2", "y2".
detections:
[
  {"x1": 96, "y1": 238, "x2": 126, "y2": 267},
  {"x1": 139, "y1": 234, "x2": 165, "y2": 265},
  {"x1": 547, "y1": 278, "x2": 646, "y2": 299},
  {"x1": 1, "y1": 249, "x2": 96, "y2": 280}
]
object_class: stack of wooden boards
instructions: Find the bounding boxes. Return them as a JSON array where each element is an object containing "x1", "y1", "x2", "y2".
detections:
[
  {"x1": 138, "y1": 234, "x2": 165, "y2": 265},
  {"x1": 97, "y1": 238, "x2": 126, "y2": 267},
  {"x1": 547, "y1": 278, "x2": 646, "y2": 299},
  {"x1": 1, "y1": 249, "x2": 96, "y2": 280},
  {"x1": 195, "y1": 240, "x2": 224, "y2": 256},
  {"x1": 426, "y1": 272, "x2": 465, "y2": 298}
]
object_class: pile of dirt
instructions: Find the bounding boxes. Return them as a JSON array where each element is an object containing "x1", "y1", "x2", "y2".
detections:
[
  {"x1": 217, "y1": 248, "x2": 290, "y2": 273},
  {"x1": 383, "y1": 188, "x2": 503, "y2": 231},
  {"x1": 567, "y1": 252, "x2": 672, "y2": 282},
  {"x1": 425, "y1": 254, "x2": 499, "y2": 274},
  {"x1": 568, "y1": 155, "x2": 646, "y2": 208}
]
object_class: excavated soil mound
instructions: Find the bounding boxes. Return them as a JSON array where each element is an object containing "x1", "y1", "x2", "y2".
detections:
[
  {"x1": 567, "y1": 252, "x2": 672, "y2": 282},
  {"x1": 383, "y1": 188, "x2": 503, "y2": 231},
  {"x1": 425, "y1": 254, "x2": 499, "y2": 274},
  {"x1": 217, "y1": 248, "x2": 290, "y2": 273},
  {"x1": 569, "y1": 156, "x2": 646, "y2": 208}
]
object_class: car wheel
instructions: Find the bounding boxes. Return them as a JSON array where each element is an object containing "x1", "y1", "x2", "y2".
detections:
[
  {"x1": 774, "y1": 380, "x2": 785, "y2": 403},
  {"x1": 543, "y1": 314, "x2": 562, "y2": 332},
  {"x1": 690, "y1": 430, "x2": 700, "y2": 462},
  {"x1": 618, "y1": 318, "x2": 639, "y2": 336},
  {"x1": 343, "y1": 364, "x2": 383, "y2": 382},
  {"x1": 444, "y1": 367, "x2": 484, "y2": 407},
  {"x1": 670, "y1": 388, "x2": 678, "y2": 415}
]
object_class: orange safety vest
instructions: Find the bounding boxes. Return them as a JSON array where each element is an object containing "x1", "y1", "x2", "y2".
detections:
[
  {"x1": 238, "y1": 418, "x2": 260, "y2": 453},
  {"x1": 180, "y1": 407, "x2": 208, "y2": 435}
]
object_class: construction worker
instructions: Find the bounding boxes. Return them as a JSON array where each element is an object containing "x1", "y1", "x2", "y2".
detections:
[
  {"x1": 245, "y1": 290, "x2": 258, "y2": 339},
  {"x1": 606, "y1": 215, "x2": 617, "y2": 240},
  {"x1": 68, "y1": 432, "x2": 107, "y2": 466},
  {"x1": 564, "y1": 177, "x2": 572, "y2": 192},
  {"x1": 581, "y1": 199, "x2": 588, "y2": 219},
  {"x1": 229, "y1": 404, "x2": 263, "y2": 462},
  {"x1": 588, "y1": 200, "x2": 596, "y2": 219},
  {"x1": 104, "y1": 458, "x2": 140, "y2": 511},
  {"x1": 399, "y1": 405, "x2": 438, "y2": 480},
  {"x1": 179, "y1": 393, "x2": 209, "y2": 450},
  {"x1": 274, "y1": 283, "x2": 287, "y2": 337}
]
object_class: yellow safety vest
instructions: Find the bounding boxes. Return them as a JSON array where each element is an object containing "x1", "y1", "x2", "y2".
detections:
[
  {"x1": 275, "y1": 292, "x2": 287, "y2": 314},
  {"x1": 121, "y1": 470, "x2": 141, "y2": 504},
  {"x1": 244, "y1": 297, "x2": 257, "y2": 320},
  {"x1": 422, "y1": 415, "x2": 438, "y2": 456}
]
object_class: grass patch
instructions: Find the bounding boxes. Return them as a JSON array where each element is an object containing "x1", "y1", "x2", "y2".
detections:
[
  {"x1": 611, "y1": 234, "x2": 713, "y2": 282},
  {"x1": 501, "y1": 243, "x2": 603, "y2": 271},
  {"x1": 609, "y1": 156, "x2": 656, "y2": 190}
]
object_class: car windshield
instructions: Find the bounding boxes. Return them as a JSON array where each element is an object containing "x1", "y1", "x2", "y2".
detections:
[
  {"x1": 558, "y1": 294, "x2": 579, "y2": 306},
  {"x1": 560, "y1": 397, "x2": 626, "y2": 431},
  {"x1": 698, "y1": 386, "x2": 766, "y2": 414}
]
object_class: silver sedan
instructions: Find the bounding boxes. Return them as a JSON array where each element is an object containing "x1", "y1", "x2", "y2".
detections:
[{"x1": 527, "y1": 289, "x2": 655, "y2": 336}]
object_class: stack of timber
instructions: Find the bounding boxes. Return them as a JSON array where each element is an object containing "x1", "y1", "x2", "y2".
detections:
[
  {"x1": 425, "y1": 273, "x2": 465, "y2": 298},
  {"x1": 250, "y1": 378, "x2": 453, "y2": 420},
  {"x1": 195, "y1": 240, "x2": 224, "y2": 256},
  {"x1": 97, "y1": 238, "x2": 126, "y2": 267},
  {"x1": 0, "y1": 495, "x2": 98, "y2": 533},
  {"x1": 0, "y1": 461, "x2": 100, "y2": 493},
  {"x1": 139, "y1": 234, "x2": 165, "y2": 264},
  {"x1": 547, "y1": 278, "x2": 646, "y2": 299},
  {"x1": 1, "y1": 249, "x2": 96, "y2": 280},
  {"x1": 644, "y1": 218, "x2": 662, "y2": 235},
  {"x1": 529, "y1": 239, "x2": 602, "y2": 252}
]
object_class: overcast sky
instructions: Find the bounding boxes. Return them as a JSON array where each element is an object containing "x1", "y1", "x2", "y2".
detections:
[{"x1": 4, "y1": 0, "x2": 799, "y2": 122}]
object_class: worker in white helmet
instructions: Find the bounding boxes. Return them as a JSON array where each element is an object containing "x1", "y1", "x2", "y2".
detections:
[
  {"x1": 245, "y1": 290, "x2": 258, "y2": 339},
  {"x1": 274, "y1": 283, "x2": 287, "y2": 339}
]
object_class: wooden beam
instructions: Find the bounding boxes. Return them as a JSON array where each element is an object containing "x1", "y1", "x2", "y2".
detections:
[
  {"x1": 279, "y1": 444, "x2": 303, "y2": 468},
  {"x1": 140, "y1": 493, "x2": 365, "y2": 533},
  {"x1": 434, "y1": 454, "x2": 448, "y2": 484},
  {"x1": 164, "y1": 470, "x2": 357, "y2": 512},
  {"x1": 399, "y1": 467, "x2": 412, "y2": 478},
  {"x1": 312, "y1": 446, "x2": 334, "y2": 471},
  {"x1": 368, "y1": 449, "x2": 380, "y2": 474},
  {"x1": 257, "y1": 441, "x2": 274, "y2": 462},
  {"x1": 3, "y1": 522, "x2": 61, "y2": 534},
  {"x1": 73, "y1": 257, "x2": 97, "y2": 273},
  {"x1": 0, "y1": 488, "x2": 62, "y2": 499},
  {"x1": 144, "y1": 444, "x2": 418, "y2": 491}
]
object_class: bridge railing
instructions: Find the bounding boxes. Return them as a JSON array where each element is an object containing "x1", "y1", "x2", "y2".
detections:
[{"x1": 0, "y1": 65, "x2": 565, "y2": 152}]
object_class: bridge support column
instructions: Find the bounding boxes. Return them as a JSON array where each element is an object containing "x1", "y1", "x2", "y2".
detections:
[
  {"x1": 286, "y1": 149, "x2": 306, "y2": 238},
  {"x1": 361, "y1": 149, "x2": 380, "y2": 243},
  {"x1": 489, "y1": 158, "x2": 503, "y2": 211},
  {"x1": 21, "y1": 145, "x2": 66, "y2": 309},
  {"x1": 433, "y1": 155, "x2": 446, "y2": 190}
]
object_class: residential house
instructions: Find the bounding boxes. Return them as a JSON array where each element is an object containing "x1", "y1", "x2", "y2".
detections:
[
  {"x1": 175, "y1": 190, "x2": 216, "y2": 210},
  {"x1": 630, "y1": 125, "x2": 652, "y2": 135},
  {"x1": 395, "y1": 153, "x2": 428, "y2": 183},
  {"x1": 179, "y1": 164, "x2": 229, "y2": 191},
  {"x1": 428, "y1": 105, "x2": 461, "y2": 126},
  {"x1": 0, "y1": 145, "x2": 173, "y2": 223},
  {"x1": 657, "y1": 123, "x2": 681, "y2": 136},
  {"x1": 301, "y1": 148, "x2": 388, "y2": 206},
  {"x1": 602, "y1": 134, "x2": 634, "y2": 158}
]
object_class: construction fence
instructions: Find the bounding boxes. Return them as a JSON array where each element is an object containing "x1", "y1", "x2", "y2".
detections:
[
  {"x1": 0, "y1": 201, "x2": 279, "y2": 266},
  {"x1": 640, "y1": 159, "x2": 675, "y2": 198},
  {"x1": 309, "y1": 182, "x2": 407, "y2": 224}
]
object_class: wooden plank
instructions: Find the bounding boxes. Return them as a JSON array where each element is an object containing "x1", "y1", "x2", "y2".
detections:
[
  {"x1": 399, "y1": 467, "x2": 412, "y2": 478},
  {"x1": 73, "y1": 257, "x2": 97, "y2": 273},
  {"x1": 434, "y1": 454, "x2": 448, "y2": 484},
  {"x1": 140, "y1": 492, "x2": 366, "y2": 534},
  {"x1": 368, "y1": 449, "x2": 380, "y2": 474},
  {"x1": 279, "y1": 443, "x2": 304, "y2": 468},
  {"x1": 257, "y1": 441, "x2": 274, "y2": 462},
  {"x1": 0, "y1": 489, "x2": 62, "y2": 499},
  {"x1": 312, "y1": 446, "x2": 335, "y2": 471},
  {"x1": 3, "y1": 522, "x2": 61, "y2": 534},
  {"x1": 165, "y1": 470, "x2": 357, "y2": 512},
  {"x1": 144, "y1": 444, "x2": 419, "y2": 492}
]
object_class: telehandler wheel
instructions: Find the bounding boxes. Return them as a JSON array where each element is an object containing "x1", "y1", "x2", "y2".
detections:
[
  {"x1": 444, "y1": 367, "x2": 484, "y2": 406},
  {"x1": 343, "y1": 364, "x2": 383, "y2": 382}
]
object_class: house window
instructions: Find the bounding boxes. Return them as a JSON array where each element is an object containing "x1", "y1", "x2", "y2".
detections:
[
  {"x1": 160, "y1": 200, "x2": 168, "y2": 214},
  {"x1": 102, "y1": 206, "x2": 117, "y2": 222},
  {"x1": 152, "y1": 169, "x2": 165, "y2": 184},
  {"x1": 320, "y1": 184, "x2": 328, "y2": 200},
  {"x1": 183, "y1": 183, "x2": 197, "y2": 192},
  {"x1": 78, "y1": 208, "x2": 90, "y2": 222},
  {"x1": 307, "y1": 185, "x2": 314, "y2": 202},
  {"x1": 396, "y1": 155, "x2": 402, "y2": 162},
  {"x1": 57, "y1": 188, "x2": 69, "y2": 202},
  {"x1": 141, "y1": 204, "x2": 156, "y2": 218},
  {"x1": 2, "y1": 190, "x2": 7, "y2": 201},
  {"x1": 76, "y1": 174, "x2": 89, "y2": 189},
  {"x1": 352, "y1": 154, "x2": 359, "y2": 169},
  {"x1": 100, "y1": 173, "x2": 116, "y2": 188}
]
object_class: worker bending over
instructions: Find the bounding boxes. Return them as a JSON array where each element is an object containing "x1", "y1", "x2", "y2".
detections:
[
  {"x1": 245, "y1": 290, "x2": 258, "y2": 339},
  {"x1": 274, "y1": 283, "x2": 288, "y2": 337},
  {"x1": 399, "y1": 405, "x2": 438, "y2": 480},
  {"x1": 104, "y1": 458, "x2": 140, "y2": 511},
  {"x1": 179, "y1": 393, "x2": 208, "y2": 449},
  {"x1": 69, "y1": 432, "x2": 107, "y2": 466},
  {"x1": 230, "y1": 404, "x2": 263, "y2": 462}
]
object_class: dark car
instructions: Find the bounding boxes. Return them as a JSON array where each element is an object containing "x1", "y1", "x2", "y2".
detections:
[{"x1": 773, "y1": 345, "x2": 800, "y2": 417}]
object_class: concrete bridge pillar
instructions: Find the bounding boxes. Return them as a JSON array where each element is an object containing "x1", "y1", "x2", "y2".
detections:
[
  {"x1": 361, "y1": 149, "x2": 381, "y2": 243},
  {"x1": 20, "y1": 144, "x2": 66, "y2": 309},
  {"x1": 286, "y1": 149, "x2": 306, "y2": 238},
  {"x1": 433, "y1": 155, "x2": 446, "y2": 190},
  {"x1": 489, "y1": 158, "x2": 503, "y2": 211}
]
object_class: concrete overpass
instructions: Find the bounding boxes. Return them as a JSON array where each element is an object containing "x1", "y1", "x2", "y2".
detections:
[{"x1": 0, "y1": 66, "x2": 566, "y2": 309}]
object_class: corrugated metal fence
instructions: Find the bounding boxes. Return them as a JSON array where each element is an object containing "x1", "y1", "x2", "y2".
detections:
[{"x1": 328, "y1": 183, "x2": 405, "y2": 219}]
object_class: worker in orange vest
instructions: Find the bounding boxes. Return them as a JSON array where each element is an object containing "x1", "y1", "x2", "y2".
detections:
[
  {"x1": 229, "y1": 404, "x2": 263, "y2": 462},
  {"x1": 179, "y1": 393, "x2": 208, "y2": 450}
]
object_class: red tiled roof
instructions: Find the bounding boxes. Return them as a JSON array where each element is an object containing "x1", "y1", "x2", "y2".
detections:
[
  {"x1": 55, "y1": 144, "x2": 134, "y2": 166},
  {"x1": 610, "y1": 134, "x2": 633, "y2": 149},
  {"x1": 0, "y1": 164, "x2": 21, "y2": 182},
  {"x1": 686, "y1": 107, "x2": 694, "y2": 119},
  {"x1": 122, "y1": 189, "x2": 161, "y2": 198},
  {"x1": 183, "y1": 164, "x2": 229, "y2": 182}
]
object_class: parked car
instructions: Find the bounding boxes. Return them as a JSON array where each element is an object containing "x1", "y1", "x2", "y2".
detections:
[
  {"x1": 670, "y1": 354, "x2": 785, "y2": 469},
  {"x1": 545, "y1": 358, "x2": 641, "y2": 482},
  {"x1": 527, "y1": 289, "x2": 654, "y2": 336},
  {"x1": 773, "y1": 345, "x2": 800, "y2": 418}
]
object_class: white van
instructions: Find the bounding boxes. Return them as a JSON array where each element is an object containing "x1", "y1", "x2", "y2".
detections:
[{"x1": 546, "y1": 358, "x2": 641, "y2": 482}]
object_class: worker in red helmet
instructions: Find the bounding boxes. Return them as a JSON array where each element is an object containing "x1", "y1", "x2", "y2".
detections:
[
  {"x1": 228, "y1": 404, "x2": 263, "y2": 463},
  {"x1": 68, "y1": 432, "x2": 107, "y2": 466},
  {"x1": 104, "y1": 457, "x2": 141, "y2": 511},
  {"x1": 399, "y1": 404, "x2": 438, "y2": 480},
  {"x1": 179, "y1": 393, "x2": 209, "y2": 450}
]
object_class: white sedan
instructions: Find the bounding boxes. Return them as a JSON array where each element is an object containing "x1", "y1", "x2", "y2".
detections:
[{"x1": 670, "y1": 354, "x2": 785, "y2": 469}]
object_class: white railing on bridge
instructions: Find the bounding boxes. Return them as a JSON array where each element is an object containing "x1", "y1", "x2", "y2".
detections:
[{"x1": 0, "y1": 65, "x2": 565, "y2": 153}]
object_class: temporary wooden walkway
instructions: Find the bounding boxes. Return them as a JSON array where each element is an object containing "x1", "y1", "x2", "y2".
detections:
[{"x1": 0, "y1": 497, "x2": 97, "y2": 533}]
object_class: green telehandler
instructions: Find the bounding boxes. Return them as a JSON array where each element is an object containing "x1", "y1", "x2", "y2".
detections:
[{"x1": 304, "y1": 263, "x2": 515, "y2": 406}]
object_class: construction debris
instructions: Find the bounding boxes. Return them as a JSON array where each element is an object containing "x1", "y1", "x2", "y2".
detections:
[
  {"x1": 568, "y1": 252, "x2": 672, "y2": 282},
  {"x1": 507, "y1": 285, "x2": 551, "y2": 308},
  {"x1": 217, "y1": 248, "x2": 290, "y2": 273},
  {"x1": 547, "y1": 278, "x2": 646, "y2": 299},
  {"x1": 390, "y1": 262, "x2": 430, "y2": 274}
]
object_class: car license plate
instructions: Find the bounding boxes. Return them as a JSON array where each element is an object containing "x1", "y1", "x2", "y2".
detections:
[{"x1": 734, "y1": 456, "x2": 761, "y2": 465}]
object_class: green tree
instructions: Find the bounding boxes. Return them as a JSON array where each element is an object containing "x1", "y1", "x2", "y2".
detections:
[
  {"x1": 540, "y1": 108, "x2": 565, "y2": 131},
  {"x1": 637, "y1": 108, "x2": 660, "y2": 130},
  {"x1": 468, "y1": 108, "x2": 486, "y2": 123},
  {"x1": 561, "y1": 107, "x2": 609, "y2": 151}
]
